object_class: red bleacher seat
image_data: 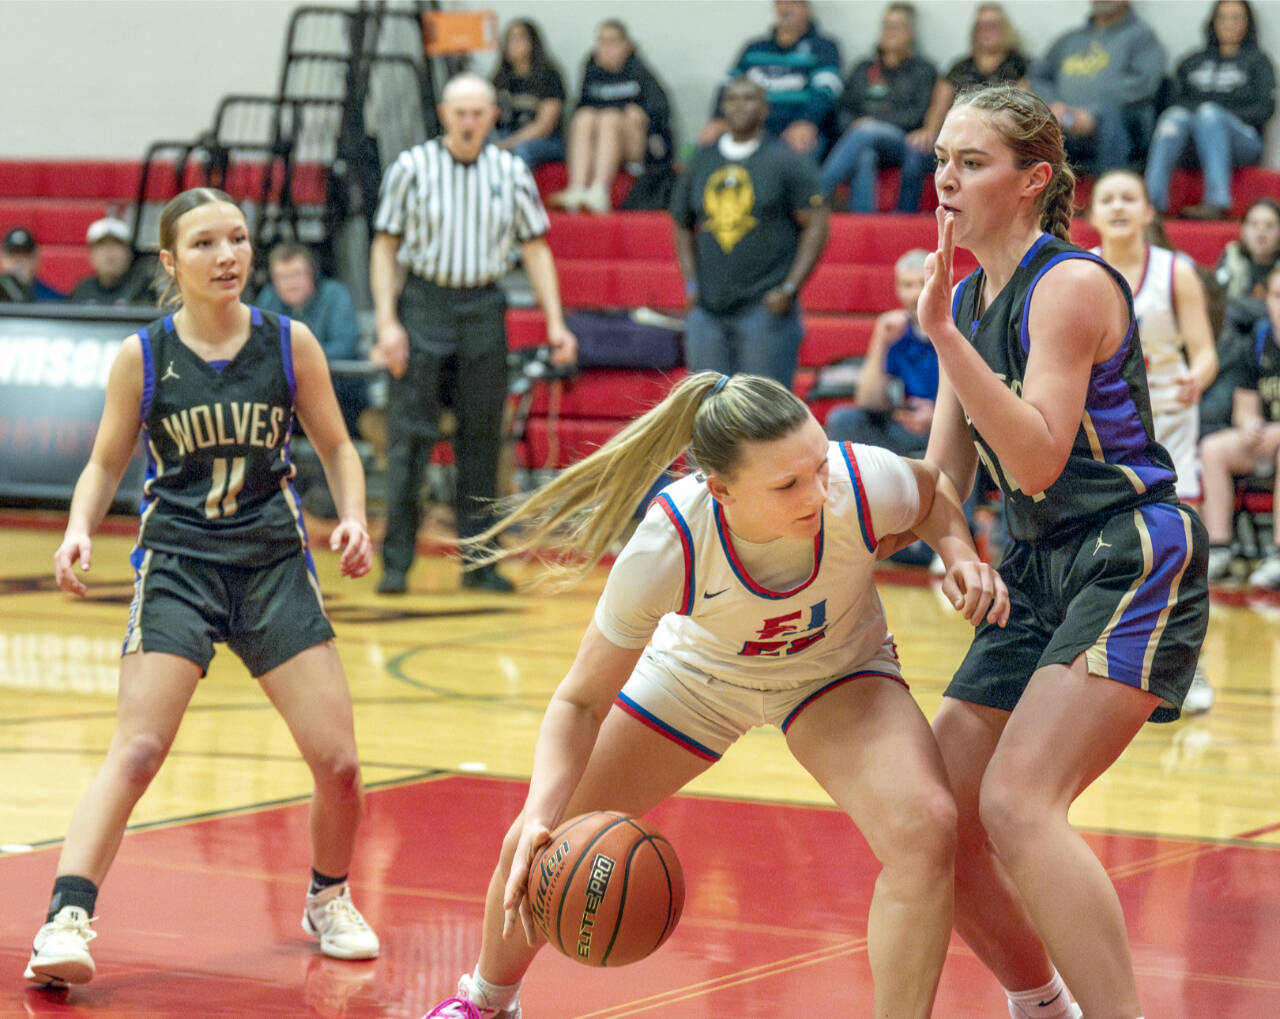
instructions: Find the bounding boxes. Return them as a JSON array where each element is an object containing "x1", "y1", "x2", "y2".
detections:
[
  {"x1": 555, "y1": 258, "x2": 685, "y2": 309},
  {"x1": 36, "y1": 248, "x2": 91, "y2": 293}
]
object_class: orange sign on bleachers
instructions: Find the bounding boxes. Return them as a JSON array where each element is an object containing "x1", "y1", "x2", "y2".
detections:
[{"x1": 423, "y1": 10, "x2": 497, "y2": 55}]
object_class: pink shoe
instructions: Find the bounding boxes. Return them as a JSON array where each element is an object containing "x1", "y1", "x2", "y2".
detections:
[
  {"x1": 422, "y1": 998, "x2": 483, "y2": 1019},
  {"x1": 423, "y1": 973, "x2": 521, "y2": 1019}
]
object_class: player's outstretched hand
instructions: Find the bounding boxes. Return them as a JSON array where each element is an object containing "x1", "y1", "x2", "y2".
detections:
[
  {"x1": 918, "y1": 207, "x2": 956, "y2": 343},
  {"x1": 503, "y1": 819, "x2": 552, "y2": 945},
  {"x1": 53, "y1": 533, "x2": 93, "y2": 596},
  {"x1": 941, "y1": 558, "x2": 1009, "y2": 628},
  {"x1": 330, "y1": 520, "x2": 372, "y2": 578}
]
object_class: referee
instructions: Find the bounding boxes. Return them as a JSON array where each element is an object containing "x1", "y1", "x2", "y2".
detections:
[{"x1": 370, "y1": 72, "x2": 577, "y2": 594}]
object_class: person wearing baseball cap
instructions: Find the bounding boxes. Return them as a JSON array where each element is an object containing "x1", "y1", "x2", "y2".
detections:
[
  {"x1": 69, "y1": 217, "x2": 155, "y2": 306},
  {"x1": 0, "y1": 226, "x2": 66, "y2": 302}
]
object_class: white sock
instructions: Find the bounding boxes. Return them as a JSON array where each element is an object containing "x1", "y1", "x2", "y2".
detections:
[
  {"x1": 469, "y1": 968, "x2": 521, "y2": 1012},
  {"x1": 1006, "y1": 969, "x2": 1075, "y2": 1017}
]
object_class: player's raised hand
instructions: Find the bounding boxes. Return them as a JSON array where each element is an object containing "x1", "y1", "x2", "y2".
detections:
[
  {"x1": 330, "y1": 520, "x2": 372, "y2": 578},
  {"x1": 53, "y1": 532, "x2": 93, "y2": 596},
  {"x1": 918, "y1": 207, "x2": 956, "y2": 342}
]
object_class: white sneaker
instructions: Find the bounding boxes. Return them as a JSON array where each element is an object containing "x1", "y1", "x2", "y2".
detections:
[
  {"x1": 24, "y1": 906, "x2": 96, "y2": 987},
  {"x1": 581, "y1": 184, "x2": 611, "y2": 214},
  {"x1": 1248, "y1": 551, "x2": 1280, "y2": 589},
  {"x1": 1183, "y1": 666, "x2": 1215, "y2": 715},
  {"x1": 302, "y1": 885, "x2": 380, "y2": 960},
  {"x1": 1206, "y1": 546, "x2": 1234, "y2": 582},
  {"x1": 549, "y1": 187, "x2": 584, "y2": 211}
]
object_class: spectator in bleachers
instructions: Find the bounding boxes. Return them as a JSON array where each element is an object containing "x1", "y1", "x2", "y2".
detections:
[
  {"x1": 69, "y1": 217, "x2": 154, "y2": 306},
  {"x1": 0, "y1": 227, "x2": 65, "y2": 301},
  {"x1": 819, "y1": 2, "x2": 937, "y2": 214},
  {"x1": 671, "y1": 77, "x2": 828, "y2": 389},
  {"x1": 1144, "y1": 0, "x2": 1275, "y2": 222},
  {"x1": 549, "y1": 20, "x2": 672, "y2": 214},
  {"x1": 256, "y1": 243, "x2": 366, "y2": 438},
  {"x1": 1215, "y1": 196, "x2": 1280, "y2": 328},
  {"x1": 1028, "y1": 1, "x2": 1165, "y2": 176},
  {"x1": 699, "y1": 1, "x2": 843, "y2": 161},
  {"x1": 1200, "y1": 265, "x2": 1280, "y2": 587},
  {"x1": 491, "y1": 18, "x2": 566, "y2": 171},
  {"x1": 825, "y1": 249, "x2": 935, "y2": 457},
  {"x1": 913, "y1": 4, "x2": 1029, "y2": 157}
]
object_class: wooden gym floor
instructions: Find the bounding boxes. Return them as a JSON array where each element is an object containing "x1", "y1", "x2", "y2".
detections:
[{"x1": 0, "y1": 511, "x2": 1278, "y2": 1017}]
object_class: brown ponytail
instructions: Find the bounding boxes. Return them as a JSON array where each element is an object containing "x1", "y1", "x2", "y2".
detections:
[{"x1": 952, "y1": 83, "x2": 1076, "y2": 240}]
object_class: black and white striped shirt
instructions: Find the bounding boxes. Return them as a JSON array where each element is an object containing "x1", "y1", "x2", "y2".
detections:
[{"x1": 373, "y1": 139, "x2": 549, "y2": 289}]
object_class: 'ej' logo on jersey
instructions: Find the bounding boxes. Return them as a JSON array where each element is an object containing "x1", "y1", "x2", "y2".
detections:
[{"x1": 739, "y1": 601, "x2": 828, "y2": 657}]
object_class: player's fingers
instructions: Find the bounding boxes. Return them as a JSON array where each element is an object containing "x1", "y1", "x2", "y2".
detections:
[
  {"x1": 988, "y1": 574, "x2": 1011, "y2": 627},
  {"x1": 519, "y1": 896, "x2": 539, "y2": 946},
  {"x1": 939, "y1": 570, "x2": 962, "y2": 611},
  {"x1": 941, "y1": 212, "x2": 955, "y2": 277}
]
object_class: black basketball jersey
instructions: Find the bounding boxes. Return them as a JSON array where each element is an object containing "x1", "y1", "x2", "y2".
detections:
[
  {"x1": 135, "y1": 306, "x2": 306, "y2": 565},
  {"x1": 951, "y1": 233, "x2": 1177, "y2": 543}
]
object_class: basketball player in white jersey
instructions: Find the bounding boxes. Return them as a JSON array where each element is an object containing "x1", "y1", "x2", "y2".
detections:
[{"x1": 422, "y1": 371, "x2": 1009, "y2": 1019}]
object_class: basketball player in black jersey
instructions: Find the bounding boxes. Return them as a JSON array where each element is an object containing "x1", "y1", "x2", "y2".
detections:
[
  {"x1": 914, "y1": 84, "x2": 1209, "y2": 1019},
  {"x1": 26, "y1": 188, "x2": 380, "y2": 990}
]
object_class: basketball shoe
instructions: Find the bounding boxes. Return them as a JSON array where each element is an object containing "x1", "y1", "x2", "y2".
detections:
[
  {"x1": 25, "y1": 906, "x2": 96, "y2": 987},
  {"x1": 422, "y1": 973, "x2": 521, "y2": 1018},
  {"x1": 302, "y1": 884, "x2": 380, "y2": 960}
]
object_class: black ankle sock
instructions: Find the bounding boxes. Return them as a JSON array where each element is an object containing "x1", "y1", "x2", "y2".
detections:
[
  {"x1": 48, "y1": 875, "x2": 98, "y2": 922},
  {"x1": 309, "y1": 869, "x2": 347, "y2": 896}
]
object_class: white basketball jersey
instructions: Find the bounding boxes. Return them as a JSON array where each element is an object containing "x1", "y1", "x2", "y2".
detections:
[
  {"x1": 594, "y1": 442, "x2": 919, "y2": 692},
  {"x1": 1094, "y1": 244, "x2": 1188, "y2": 416}
]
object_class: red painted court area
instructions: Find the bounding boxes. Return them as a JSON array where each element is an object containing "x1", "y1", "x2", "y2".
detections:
[{"x1": 3, "y1": 776, "x2": 1278, "y2": 1017}]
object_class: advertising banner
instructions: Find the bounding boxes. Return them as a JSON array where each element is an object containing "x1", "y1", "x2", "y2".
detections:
[{"x1": 0, "y1": 305, "x2": 155, "y2": 506}]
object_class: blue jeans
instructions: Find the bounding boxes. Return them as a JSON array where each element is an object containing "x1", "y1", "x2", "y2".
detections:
[
  {"x1": 819, "y1": 120, "x2": 932, "y2": 213},
  {"x1": 1063, "y1": 104, "x2": 1152, "y2": 175},
  {"x1": 825, "y1": 406, "x2": 927, "y2": 457},
  {"x1": 1144, "y1": 103, "x2": 1263, "y2": 211},
  {"x1": 684, "y1": 300, "x2": 804, "y2": 389},
  {"x1": 492, "y1": 130, "x2": 565, "y2": 170}
]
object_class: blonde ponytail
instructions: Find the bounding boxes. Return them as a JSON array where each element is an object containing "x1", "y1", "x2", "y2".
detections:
[{"x1": 464, "y1": 372, "x2": 810, "y2": 588}]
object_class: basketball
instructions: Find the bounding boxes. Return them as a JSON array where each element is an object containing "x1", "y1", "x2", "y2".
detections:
[{"x1": 528, "y1": 811, "x2": 684, "y2": 967}]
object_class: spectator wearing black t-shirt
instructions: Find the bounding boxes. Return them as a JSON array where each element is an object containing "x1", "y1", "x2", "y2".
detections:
[
  {"x1": 914, "y1": 4, "x2": 1029, "y2": 159},
  {"x1": 671, "y1": 78, "x2": 829, "y2": 387},
  {"x1": 550, "y1": 20, "x2": 672, "y2": 214},
  {"x1": 492, "y1": 18, "x2": 566, "y2": 171},
  {"x1": 820, "y1": 2, "x2": 937, "y2": 213}
]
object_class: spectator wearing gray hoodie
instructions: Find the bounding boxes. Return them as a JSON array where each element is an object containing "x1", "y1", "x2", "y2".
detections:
[{"x1": 1028, "y1": 1, "x2": 1166, "y2": 175}]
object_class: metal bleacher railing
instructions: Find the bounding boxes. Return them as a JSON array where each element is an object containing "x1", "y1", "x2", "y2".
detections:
[{"x1": 129, "y1": 2, "x2": 442, "y2": 290}]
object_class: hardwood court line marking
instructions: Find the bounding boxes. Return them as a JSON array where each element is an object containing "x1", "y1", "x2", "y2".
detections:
[
  {"x1": 571, "y1": 937, "x2": 870, "y2": 1018},
  {"x1": 0, "y1": 769, "x2": 451, "y2": 850}
]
